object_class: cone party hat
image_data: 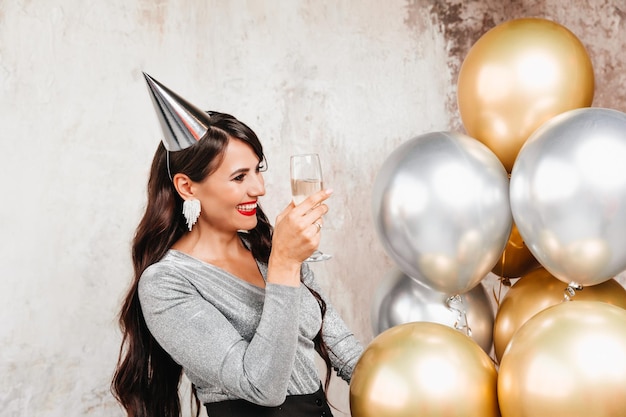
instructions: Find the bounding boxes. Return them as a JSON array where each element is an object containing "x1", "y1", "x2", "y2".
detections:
[{"x1": 143, "y1": 72, "x2": 212, "y2": 151}]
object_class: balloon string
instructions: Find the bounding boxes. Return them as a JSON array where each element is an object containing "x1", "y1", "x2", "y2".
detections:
[
  {"x1": 493, "y1": 250, "x2": 509, "y2": 308},
  {"x1": 563, "y1": 282, "x2": 583, "y2": 301},
  {"x1": 446, "y1": 294, "x2": 472, "y2": 337}
]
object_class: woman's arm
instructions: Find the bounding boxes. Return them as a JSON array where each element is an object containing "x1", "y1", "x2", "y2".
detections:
[
  {"x1": 301, "y1": 264, "x2": 364, "y2": 382},
  {"x1": 138, "y1": 264, "x2": 301, "y2": 406}
]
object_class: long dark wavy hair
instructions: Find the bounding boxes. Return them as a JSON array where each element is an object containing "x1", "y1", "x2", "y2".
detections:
[{"x1": 111, "y1": 112, "x2": 333, "y2": 417}]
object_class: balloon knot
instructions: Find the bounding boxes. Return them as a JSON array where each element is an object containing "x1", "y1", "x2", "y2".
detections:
[
  {"x1": 563, "y1": 282, "x2": 583, "y2": 301},
  {"x1": 446, "y1": 294, "x2": 472, "y2": 336}
]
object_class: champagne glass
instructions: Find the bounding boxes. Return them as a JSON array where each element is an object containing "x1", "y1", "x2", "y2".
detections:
[{"x1": 290, "y1": 153, "x2": 332, "y2": 262}]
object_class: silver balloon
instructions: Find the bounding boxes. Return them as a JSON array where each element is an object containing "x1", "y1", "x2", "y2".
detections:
[
  {"x1": 370, "y1": 268, "x2": 494, "y2": 354},
  {"x1": 510, "y1": 108, "x2": 626, "y2": 286},
  {"x1": 372, "y1": 131, "x2": 512, "y2": 294}
]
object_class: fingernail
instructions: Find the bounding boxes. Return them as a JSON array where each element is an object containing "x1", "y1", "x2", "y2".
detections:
[{"x1": 325, "y1": 188, "x2": 334, "y2": 195}]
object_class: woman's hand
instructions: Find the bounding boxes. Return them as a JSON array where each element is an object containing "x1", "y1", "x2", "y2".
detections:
[{"x1": 266, "y1": 189, "x2": 333, "y2": 286}]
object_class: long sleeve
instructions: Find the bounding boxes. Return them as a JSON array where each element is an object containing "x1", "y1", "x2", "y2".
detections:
[
  {"x1": 301, "y1": 264, "x2": 364, "y2": 382},
  {"x1": 138, "y1": 257, "x2": 301, "y2": 406}
]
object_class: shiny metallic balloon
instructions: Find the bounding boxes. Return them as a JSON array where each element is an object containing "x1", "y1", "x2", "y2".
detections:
[
  {"x1": 491, "y1": 222, "x2": 541, "y2": 279},
  {"x1": 510, "y1": 108, "x2": 626, "y2": 287},
  {"x1": 350, "y1": 322, "x2": 499, "y2": 417},
  {"x1": 493, "y1": 267, "x2": 626, "y2": 363},
  {"x1": 458, "y1": 17, "x2": 594, "y2": 172},
  {"x1": 372, "y1": 131, "x2": 512, "y2": 295},
  {"x1": 371, "y1": 268, "x2": 494, "y2": 354},
  {"x1": 498, "y1": 301, "x2": 626, "y2": 417}
]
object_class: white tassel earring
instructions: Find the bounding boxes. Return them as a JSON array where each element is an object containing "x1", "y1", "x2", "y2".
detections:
[{"x1": 182, "y1": 199, "x2": 201, "y2": 231}]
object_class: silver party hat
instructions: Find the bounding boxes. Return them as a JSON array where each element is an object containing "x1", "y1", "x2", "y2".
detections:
[{"x1": 143, "y1": 72, "x2": 211, "y2": 151}]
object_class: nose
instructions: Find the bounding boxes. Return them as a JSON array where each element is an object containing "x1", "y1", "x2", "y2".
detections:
[{"x1": 249, "y1": 172, "x2": 266, "y2": 196}]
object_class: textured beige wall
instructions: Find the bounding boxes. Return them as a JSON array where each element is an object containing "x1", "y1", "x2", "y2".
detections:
[{"x1": 1, "y1": 1, "x2": 625, "y2": 416}]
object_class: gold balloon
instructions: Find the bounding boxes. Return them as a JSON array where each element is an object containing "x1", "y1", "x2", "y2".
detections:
[
  {"x1": 498, "y1": 301, "x2": 626, "y2": 417},
  {"x1": 493, "y1": 267, "x2": 626, "y2": 362},
  {"x1": 458, "y1": 17, "x2": 594, "y2": 172},
  {"x1": 350, "y1": 322, "x2": 500, "y2": 417},
  {"x1": 491, "y1": 222, "x2": 541, "y2": 278}
]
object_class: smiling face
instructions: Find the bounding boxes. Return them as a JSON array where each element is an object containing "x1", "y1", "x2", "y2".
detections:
[{"x1": 191, "y1": 138, "x2": 266, "y2": 233}]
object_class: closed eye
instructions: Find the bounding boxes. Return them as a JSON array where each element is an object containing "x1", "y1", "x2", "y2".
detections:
[{"x1": 231, "y1": 158, "x2": 266, "y2": 181}]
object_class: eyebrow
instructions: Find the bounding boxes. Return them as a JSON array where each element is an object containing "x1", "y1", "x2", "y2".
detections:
[
  {"x1": 228, "y1": 159, "x2": 265, "y2": 178},
  {"x1": 229, "y1": 167, "x2": 250, "y2": 177}
]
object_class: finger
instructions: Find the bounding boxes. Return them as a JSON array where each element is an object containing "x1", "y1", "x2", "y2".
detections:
[
  {"x1": 294, "y1": 188, "x2": 333, "y2": 213},
  {"x1": 301, "y1": 204, "x2": 328, "y2": 226},
  {"x1": 274, "y1": 206, "x2": 289, "y2": 225}
]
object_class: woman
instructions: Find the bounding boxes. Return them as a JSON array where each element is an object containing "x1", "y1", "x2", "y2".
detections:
[{"x1": 111, "y1": 74, "x2": 363, "y2": 417}]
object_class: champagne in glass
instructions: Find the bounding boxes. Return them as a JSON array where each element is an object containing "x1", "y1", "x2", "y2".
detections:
[
  {"x1": 290, "y1": 154, "x2": 332, "y2": 262},
  {"x1": 291, "y1": 178, "x2": 323, "y2": 205}
]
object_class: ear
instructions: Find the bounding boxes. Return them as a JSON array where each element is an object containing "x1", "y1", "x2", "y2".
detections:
[{"x1": 172, "y1": 173, "x2": 195, "y2": 200}]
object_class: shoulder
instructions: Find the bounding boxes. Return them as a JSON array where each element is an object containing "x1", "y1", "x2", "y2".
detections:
[
  {"x1": 138, "y1": 251, "x2": 196, "y2": 298},
  {"x1": 141, "y1": 251, "x2": 183, "y2": 279}
]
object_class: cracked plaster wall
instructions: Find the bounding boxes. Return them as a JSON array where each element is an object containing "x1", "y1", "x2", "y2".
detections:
[{"x1": 1, "y1": 1, "x2": 624, "y2": 416}]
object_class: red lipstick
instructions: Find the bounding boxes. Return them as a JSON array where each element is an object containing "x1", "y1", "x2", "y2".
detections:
[{"x1": 237, "y1": 201, "x2": 257, "y2": 216}]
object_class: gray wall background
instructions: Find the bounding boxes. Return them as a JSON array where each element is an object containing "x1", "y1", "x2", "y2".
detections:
[{"x1": 1, "y1": 1, "x2": 625, "y2": 416}]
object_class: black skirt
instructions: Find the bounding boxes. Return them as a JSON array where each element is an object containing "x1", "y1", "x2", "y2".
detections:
[{"x1": 205, "y1": 386, "x2": 334, "y2": 417}]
